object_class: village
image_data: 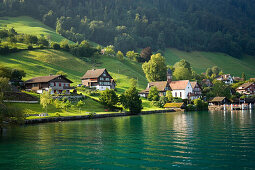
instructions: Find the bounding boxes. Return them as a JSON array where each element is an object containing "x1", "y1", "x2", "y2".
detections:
[{"x1": 2, "y1": 64, "x2": 255, "y2": 119}]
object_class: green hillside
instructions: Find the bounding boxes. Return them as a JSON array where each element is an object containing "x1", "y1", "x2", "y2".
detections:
[
  {"x1": 164, "y1": 48, "x2": 255, "y2": 78},
  {"x1": 0, "y1": 49, "x2": 148, "y2": 90},
  {"x1": 0, "y1": 16, "x2": 72, "y2": 43}
]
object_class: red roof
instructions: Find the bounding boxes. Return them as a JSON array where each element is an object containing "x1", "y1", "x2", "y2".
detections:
[{"x1": 170, "y1": 80, "x2": 189, "y2": 90}]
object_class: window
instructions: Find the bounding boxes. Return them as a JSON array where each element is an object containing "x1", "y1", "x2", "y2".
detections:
[
  {"x1": 175, "y1": 92, "x2": 177, "y2": 97},
  {"x1": 59, "y1": 83, "x2": 61, "y2": 87},
  {"x1": 106, "y1": 78, "x2": 109, "y2": 81},
  {"x1": 180, "y1": 92, "x2": 182, "y2": 98}
]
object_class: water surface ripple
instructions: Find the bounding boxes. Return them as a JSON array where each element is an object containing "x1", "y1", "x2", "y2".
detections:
[{"x1": 1, "y1": 110, "x2": 255, "y2": 169}]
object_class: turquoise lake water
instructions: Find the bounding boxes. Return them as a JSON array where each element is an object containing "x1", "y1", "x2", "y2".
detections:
[{"x1": 1, "y1": 110, "x2": 255, "y2": 169}]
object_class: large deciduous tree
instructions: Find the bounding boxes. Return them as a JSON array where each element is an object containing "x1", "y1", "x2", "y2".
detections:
[{"x1": 142, "y1": 53, "x2": 167, "y2": 82}]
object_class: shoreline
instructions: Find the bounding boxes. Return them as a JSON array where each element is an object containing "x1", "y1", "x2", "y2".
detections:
[{"x1": 25, "y1": 109, "x2": 176, "y2": 125}]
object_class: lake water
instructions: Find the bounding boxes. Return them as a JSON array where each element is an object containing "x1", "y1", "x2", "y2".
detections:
[{"x1": 1, "y1": 110, "x2": 255, "y2": 169}]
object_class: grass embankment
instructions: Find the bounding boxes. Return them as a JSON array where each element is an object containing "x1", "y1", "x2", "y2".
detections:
[
  {"x1": 164, "y1": 48, "x2": 255, "y2": 78},
  {"x1": 0, "y1": 16, "x2": 72, "y2": 43}
]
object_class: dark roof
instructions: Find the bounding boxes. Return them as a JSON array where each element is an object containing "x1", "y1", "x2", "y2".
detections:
[
  {"x1": 25, "y1": 75, "x2": 73, "y2": 84},
  {"x1": 81, "y1": 68, "x2": 111, "y2": 79},
  {"x1": 210, "y1": 97, "x2": 226, "y2": 102}
]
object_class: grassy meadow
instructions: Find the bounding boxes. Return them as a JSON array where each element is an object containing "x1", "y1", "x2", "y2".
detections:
[{"x1": 164, "y1": 48, "x2": 255, "y2": 78}]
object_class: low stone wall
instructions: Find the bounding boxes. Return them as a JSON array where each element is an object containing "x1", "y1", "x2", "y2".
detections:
[{"x1": 25, "y1": 109, "x2": 175, "y2": 124}]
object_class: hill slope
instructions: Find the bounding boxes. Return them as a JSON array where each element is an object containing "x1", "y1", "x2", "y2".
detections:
[
  {"x1": 0, "y1": 16, "x2": 72, "y2": 43},
  {"x1": 0, "y1": 49, "x2": 148, "y2": 91},
  {"x1": 164, "y1": 48, "x2": 255, "y2": 78}
]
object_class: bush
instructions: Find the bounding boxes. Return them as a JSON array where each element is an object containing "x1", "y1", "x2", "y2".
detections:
[
  {"x1": 27, "y1": 45, "x2": 33, "y2": 50},
  {"x1": 186, "y1": 104, "x2": 196, "y2": 111},
  {"x1": 51, "y1": 42, "x2": 60, "y2": 49}
]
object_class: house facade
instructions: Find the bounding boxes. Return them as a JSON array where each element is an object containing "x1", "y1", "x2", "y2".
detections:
[
  {"x1": 139, "y1": 68, "x2": 193, "y2": 100},
  {"x1": 170, "y1": 80, "x2": 193, "y2": 99},
  {"x1": 139, "y1": 81, "x2": 171, "y2": 98},
  {"x1": 25, "y1": 75, "x2": 73, "y2": 94},
  {"x1": 81, "y1": 68, "x2": 116, "y2": 91},
  {"x1": 236, "y1": 82, "x2": 255, "y2": 95},
  {"x1": 216, "y1": 74, "x2": 233, "y2": 84},
  {"x1": 189, "y1": 81, "x2": 202, "y2": 100}
]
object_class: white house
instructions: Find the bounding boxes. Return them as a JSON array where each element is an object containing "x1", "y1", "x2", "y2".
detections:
[
  {"x1": 216, "y1": 74, "x2": 233, "y2": 84},
  {"x1": 169, "y1": 80, "x2": 193, "y2": 99}
]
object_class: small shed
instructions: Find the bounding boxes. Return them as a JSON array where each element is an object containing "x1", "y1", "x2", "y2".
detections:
[
  {"x1": 164, "y1": 102, "x2": 185, "y2": 109},
  {"x1": 209, "y1": 97, "x2": 230, "y2": 105}
]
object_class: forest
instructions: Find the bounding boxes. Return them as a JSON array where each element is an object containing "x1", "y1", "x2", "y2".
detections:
[{"x1": 0, "y1": 0, "x2": 255, "y2": 57}]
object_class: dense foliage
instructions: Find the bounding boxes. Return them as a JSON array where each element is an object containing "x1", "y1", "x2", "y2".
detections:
[
  {"x1": 1, "y1": 0, "x2": 255, "y2": 57},
  {"x1": 99, "y1": 89, "x2": 119, "y2": 110}
]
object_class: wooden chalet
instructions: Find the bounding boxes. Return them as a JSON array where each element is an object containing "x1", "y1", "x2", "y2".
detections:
[
  {"x1": 25, "y1": 75, "x2": 73, "y2": 94},
  {"x1": 139, "y1": 81, "x2": 171, "y2": 97},
  {"x1": 236, "y1": 82, "x2": 255, "y2": 95},
  {"x1": 189, "y1": 81, "x2": 202, "y2": 100},
  {"x1": 80, "y1": 68, "x2": 116, "y2": 91}
]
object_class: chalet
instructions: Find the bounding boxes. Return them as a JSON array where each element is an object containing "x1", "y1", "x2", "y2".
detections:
[
  {"x1": 139, "y1": 68, "x2": 193, "y2": 99},
  {"x1": 189, "y1": 81, "x2": 202, "y2": 100},
  {"x1": 139, "y1": 81, "x2": 171, "y2": 98},
  {"x1": 216, "y1": 74, "x2": 233, "y2": 84},
  {"x1": 25, "y1": 75, "x2": 73, "y2": 94},
  {"x1": 81, "y1": 68, "x2": 116, "y2": 91},
  {"x1": 236, "y1": 82, "x2": 255, "y2": 95},
  {"x1": 209, "y1": 97, "x2": 230, "y2": 106},
  {"x1": 201, "y1": 79, "x2": 213, "y2": 87}
]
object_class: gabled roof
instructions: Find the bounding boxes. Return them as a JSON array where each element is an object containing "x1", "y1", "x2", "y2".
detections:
[
  {"x1": 170, "y1": 80, "x2": 189, "y2": 90},
  {"x1": 81, "y1": 68, "x2": 111, "y2": 79},
  {"x1": 148, "y1": 81, "x2": 170, "y2": 92},
  {"x1": 210, "y1": 97, "x2": 226, "y2": 102},
  {"x1": 190, "y1": 81, "x2": 198, "y2": 89},
  {"x1": 237, "y1": 82, "x2": 254, "y2": 89},
  {"x1": 164, "y1": 102, "x2": 184, "y2": 108},
  {"x1": 25, "y1": 75, "x2": 73, "y2": 84}
]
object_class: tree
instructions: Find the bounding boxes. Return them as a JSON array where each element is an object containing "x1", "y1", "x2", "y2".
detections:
[
  {"x1": 40, "y1": 90, "x2": 52, "y2": 113},
  {"x1": 116, "y1": 51, "x2": 124, "y2": 60},
  {"x1": 212, "y1": 66, "x2": 220, "y2": 76},
  {"x1": 166, "y1": 90, "x2": 173, "y2": 102},
  {"x1": 126, "y1": 51, "x2": 139, "y2": 61},
  {"x1": 99, "y1": 89, "x2": 119, "y2": 110},
  {"x1": 206, "y1": 68, "x2": 213, "y2": 77},
  {"x1": 158, "y1": 96, "x2": 168, "y2": 108},
  {"x1": 0, "y1": 77, "x2": 10, "y2": 93},
  {"x1": 103, "y1": 45, "x2": 115, "y2": 56},
  {"x1": 140, "y1": 47, "x2": 152, "y2": 62},
  {"x1": 148, "y1": 86, "x2": 159, "y2": 101},
  {"x1": 120, "y1": 85, "x2": 142, "y2": 114},
  {"x1": 77, "y1": 100, "x2": 84, "y2": 113},
  {"x1": 38, "y1": 36, "x2": 49, "y2": 47},
  {"x1": 173, "y1": 59, "x2": 193, "y2": 80},
  {"x1": 211, "y1": 80, "x2": 232, "y2": 99},
  {"x1": 142, "y1": 53, "x2": 167, "y2": 82},
  {"x1": 51, "y1": 42, "x2": 60, "y2": 49},
  {"x1": 242, "y1": 72, "x2": 246, "y2": 81}
]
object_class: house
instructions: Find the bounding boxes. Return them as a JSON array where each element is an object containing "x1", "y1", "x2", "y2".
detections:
[
  {"x1": 164, "y1": 102, "x2": 185, "y2": 109},
  {"x1": 250, "y1": 78, "x2": 255, "y2": 82},
  {"x1": 201, "y1": 79, "x2": 213, "y2": 87},
  {"x1": 138, "y1": 81, "x2": 171, "y2": 97},
  {"x1": 233, "y1": 76, "x2": 244, "y2": 82},
  {"x1": 236, "y1": 82, "x2": 255, "y2": 95},
  {"x1": 25, "y1": 75, "x2": 73, "y2": 94},
  {"x1": 216, "y1": 74, "x2": 233, "y2": 84},
  {"x1": 80, "y1": 68, "x2": 116, "y2": 91},
  {"x1": 169, "y1": 80, "x2": 193, "y2": 99},
  {"x1": 209, "y1": 97, "x2": 230, "y2": 105},
  {"x1": 139, "y1": 68, "x2": 192, "y2": 99},
  {"x1": 189, "y1": 81, "x2": 202, "y2": 100}
]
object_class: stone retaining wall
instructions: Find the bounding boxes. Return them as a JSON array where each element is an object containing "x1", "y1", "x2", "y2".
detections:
[{"x1": 25, "y1": 109, "x2": 175, "y2": 124}]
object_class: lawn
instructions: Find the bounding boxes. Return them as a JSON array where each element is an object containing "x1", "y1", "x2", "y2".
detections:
[{"x1": 163, "y1": 48, "x2": 255, "y2": 78}]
